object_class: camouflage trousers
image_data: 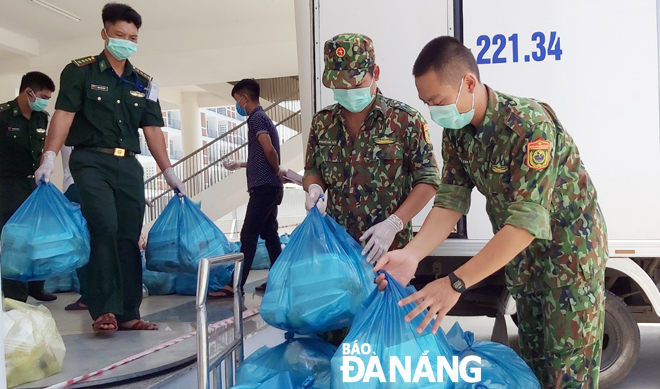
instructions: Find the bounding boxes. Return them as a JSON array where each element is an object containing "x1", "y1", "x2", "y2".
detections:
[{"x1": 516, "y1": 285, "x2": 605, "y2": 389}]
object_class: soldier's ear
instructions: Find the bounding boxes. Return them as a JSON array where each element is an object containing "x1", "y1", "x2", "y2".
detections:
[
  {"x1": 465, "y1": 73, "x2": 478, "y2": 93},
  {"x1": 373, "y1": 65, "x2": 380, "y2": 82}
]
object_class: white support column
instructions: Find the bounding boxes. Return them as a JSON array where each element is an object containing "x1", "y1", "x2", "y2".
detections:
[
  {"x1": 180, "y1": 92, "x2": 203, "y2": 156},
  {"x1": 294, "y1": 0, "x2": 314, "y2": 156}
]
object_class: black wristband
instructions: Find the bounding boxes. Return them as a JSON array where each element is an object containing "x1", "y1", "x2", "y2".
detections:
[{"x1": 448, "y1": 272, "x2": 467, "y2": 294}]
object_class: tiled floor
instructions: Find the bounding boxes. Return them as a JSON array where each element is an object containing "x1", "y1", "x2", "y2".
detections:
[{"x1": 31, "y1": 269, "x2": 268, "y2": 336}]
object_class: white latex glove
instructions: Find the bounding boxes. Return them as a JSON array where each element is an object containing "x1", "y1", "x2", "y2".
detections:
[
  {"x1": 360, "y1": 214, "x2": 404, "y2": 263},
  {"x1": 278, "y1": 167, "x2": 287, "y2": 183},
  {"x1": 35, "y1": 150, "x2": 56, "y2": 184},
  {"x1": 305, "y1": 183, "x2": 326, "y2": 215},
  {"x1": 223, "y1": 159, "x2": 242, "y2": 171},
  {"x1": 163, "y1": 167, "x2": 186, "y2": 197}
]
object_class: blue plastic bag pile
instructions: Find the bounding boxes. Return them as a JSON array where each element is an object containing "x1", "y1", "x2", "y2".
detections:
[
  {"x1": 227, "y1": 233, "x2": 290, "y2": 270},
  {"x1": 330, "y1": 272, "x2": 540, "y2": 388},
  {"x1": 234, "y1": 208, "x2": 540, "y2": 388},
  {"x1": 233, "y1": 208, "x2": 374, "y2": 388},
  {"x1": 1, "y1": 182, "x2": 90, "y2": 282},
  {"x1": 146, "y1": 196, "x2": 235, "y2": 287}
]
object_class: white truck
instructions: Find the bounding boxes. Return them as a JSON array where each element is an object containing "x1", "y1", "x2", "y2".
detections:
[{"x1": 295, "y1": 0, "x2": 660, "y2": 386}]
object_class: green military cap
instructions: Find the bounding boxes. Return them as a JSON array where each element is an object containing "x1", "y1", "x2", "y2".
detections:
[{"x1": 323, "y1": 33, "x2": 375, "y2": 89}]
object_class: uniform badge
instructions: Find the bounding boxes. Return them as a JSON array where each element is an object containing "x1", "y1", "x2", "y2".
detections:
[
  {"x1": 336, "y1": 47, "x2": 346, "y2": 58},
  {"x1": 492, "y1": 164, "x2": 507, "y2": 174},
  {"x1": 374, "y1": 136, "x2": 395, "y2": 145},
  {"x1": 525, "y1": 139, "x2": 551, "y2": 170},
  {"x1": 36, "y1": 128, "x2": 46, "y2": 134},
  {"x1": 130, "y1": 90, "x2": 145, "y2": 98},
  {"x1": 422, "y1": 122, "x2": 432, "y2": 145},
  {"x1": 91, "y1": 84, "x2": 108, "y2": 92}
]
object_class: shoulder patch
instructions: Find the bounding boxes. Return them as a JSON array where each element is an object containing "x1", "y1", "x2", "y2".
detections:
[
  {"x1": 133, "y1": 67, "x2": 153, "y2": 81},
  {"x1": 0, "y1": 103, "x2": 10, "y2": 113},
  {"x1": 525, "y1": 138, "x2": 551, "y2": 170},
  {"x1": 72, "y1": 56, "x2": 97, "y2": 67}
]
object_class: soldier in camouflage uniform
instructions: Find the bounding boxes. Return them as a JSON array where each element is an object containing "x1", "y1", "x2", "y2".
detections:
[
  {"x1": 303, "y1": 33, "x2": 440, "y2": 262},
  {"x1": 375, "y1": 36, "x2": 606, "y2": 388},
  {"x1": 303, "y1": 33, "x2": 440, "y2": 346}
]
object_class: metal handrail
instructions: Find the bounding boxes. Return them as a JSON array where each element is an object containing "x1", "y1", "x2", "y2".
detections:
[
  {"x1": 145, "y1": 89, "x2": 300, "y2": 187},
  {"x1": 144, "y1": 109, "x2": 302, "y2": 224},
  {"x1": 143, "y1": 91, "x2": 302, "y2": 225},
  {"x1": 196, "y1": 253, "x2": 245, "y2": 389}
]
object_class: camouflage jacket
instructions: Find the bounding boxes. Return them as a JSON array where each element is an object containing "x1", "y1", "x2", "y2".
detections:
[
  {"x1": 435, "y1": 87, "x2": 607, "y2": 306},
  {"x1": 304, "y1": 92, "x2": 440, "y2": 248}
]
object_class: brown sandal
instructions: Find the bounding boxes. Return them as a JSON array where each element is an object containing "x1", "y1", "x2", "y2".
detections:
[
  {"x1": 118, "y1": 320, "x2": 158, "y2": 331},
  {"x1": 92, "y1": 313, "x2": 118, "y2": 332}
]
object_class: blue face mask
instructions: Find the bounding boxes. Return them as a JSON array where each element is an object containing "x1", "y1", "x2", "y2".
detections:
[
  {"x1": 235, "y1": 96, "x2": 248, "y2": 117},
  {"x1": 27, "y1": 90, "x2": 48, "y2": 112},
  {"x1": 331, "y1": 76, "x2": 375, "y2": 113},
  {"x1": 428, "y1": 77, "x2": 475, "y2": 129},
  {"x1": 105, "y1": 30, "x2": 138, "y2": 60}
]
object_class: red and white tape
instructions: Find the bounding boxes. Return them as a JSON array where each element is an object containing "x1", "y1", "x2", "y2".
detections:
[{"x1": 45, "y1": 307, "x2": 261, "y2": 389}]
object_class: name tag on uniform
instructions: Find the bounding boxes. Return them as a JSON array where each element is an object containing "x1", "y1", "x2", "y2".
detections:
[
  {"x1": 8, "y1": 127, "x2": 19, "y2": 132},
  {"x1": 318, "y1": 139, "x2": 337, "y2": 146},
  {"x1": 91, "y1": 84, "x2": 108, "y2": 92},
  {"x1": 147, "y1": 81, "x2": 159, "y2": 102}
]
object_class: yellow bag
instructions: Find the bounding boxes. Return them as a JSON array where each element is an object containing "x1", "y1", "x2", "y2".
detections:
[{"x1": 3, "y1": 298, "x2": 66, "y2": 388}]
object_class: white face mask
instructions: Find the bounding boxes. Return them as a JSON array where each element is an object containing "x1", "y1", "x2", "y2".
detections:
[{"x1": 428, "y1": 77, "x2": 475, "y2": 129}]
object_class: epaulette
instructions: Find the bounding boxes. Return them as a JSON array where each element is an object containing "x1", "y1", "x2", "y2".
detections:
[
  {"x1": 390, "y1": 100, "x2": 418, "y2": 116},
  {"x1": 133, "y1": 67, "x2": 153, "y2": 81},
  {"x1": 0, "y1": 103, "x2": 10, "y2": 113},
  {"x1": 72, "y1": 55, "x2": 97, "y2": 67}
]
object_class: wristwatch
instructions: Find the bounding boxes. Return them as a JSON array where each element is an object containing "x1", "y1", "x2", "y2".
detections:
[{"x1": 448, "y1": 272, "x2": 467, "y2": 294}]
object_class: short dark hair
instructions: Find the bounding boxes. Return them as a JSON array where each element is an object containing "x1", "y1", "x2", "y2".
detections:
[
  {"x1": 232, "y1": 79, "x2": 260, "y2": 102},
  {"x1": 102, "y1": 3, "x2": 142, "y2": 29},
  {"x1": 19, "y1": 72, "x2": 55, "y2": 93},
  {"x1": 413, "y1": 36, "x2": 480, "y2": 84}
]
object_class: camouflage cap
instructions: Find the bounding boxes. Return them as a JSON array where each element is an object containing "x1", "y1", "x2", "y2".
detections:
[{"x1": 323, "y1": 33, "x2": 375, "y2": 89}]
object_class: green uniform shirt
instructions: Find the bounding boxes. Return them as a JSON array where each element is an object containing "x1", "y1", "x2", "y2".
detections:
[
  {"x1": 0, "y1": 99, "x2": 48, "y2": 178},
  {"x1": 435, "y1": 87, "x2": 607, "y2": 307},
  {"x1": 304, "y1": 92, "x2": 441, "y2": 248},
  {"x1": 55, "y1": 52, "x2": 164, "y2": 153}
]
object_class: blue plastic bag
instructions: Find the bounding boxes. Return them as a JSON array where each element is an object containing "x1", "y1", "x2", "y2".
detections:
[
  {"x1": 260, "y1": 208, "x2": 375, "y2": 334},
  {"x1": 146, "y1": 196, "x2": 234, "y2": 274},
  {"x1": 231, "y1": 234, "x2": 290, "y2": 270},
  {"x1": 446, "y1": 322, "x2": 540, "y2": 389},
  {"x1": 174, "y1": 266, "x2": 233, "y2": 296},
  {"x1": 145, "y1": 196, "x2": 181, "y2": 273},
  {"x1": 1, "y1": 182, "x2": 90, "y2": 282},
  {"x1": 330, "y1": 272, "x2": 454, "y2": 389},
  {"x1": 44, "y1": 272, "x2": 74, "y2": 293},
  {"x1": 232, "y1": 371, "x2": 298, "y2": 389},
  {"x1": 179, "y1": 196, "x2": 233, "y2": 272},
  {"x1": 235, "y1": 332, "x2": 336, "y2": 389},
  {"x1": 252, "y1": 239, "x2": 271, "y2": 270}
]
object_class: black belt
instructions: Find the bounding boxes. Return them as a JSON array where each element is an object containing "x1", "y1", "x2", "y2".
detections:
[{"x1": 79, "y1": 147, "x2": 136, "y2": 157}]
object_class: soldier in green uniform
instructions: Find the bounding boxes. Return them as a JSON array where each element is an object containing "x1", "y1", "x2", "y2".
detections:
[
  {"x1": 375, "y1": 36, "x2": 606, "y2": 388},
  {"x1": 0, "y1": 72, "x2": 57, "y2": 303},
  {"x1": 304, "y1": 34, "x2": 440, "y2": 263},
  {"x1": 35, "y1": 3, "x2": 185, "y2": 332}
]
